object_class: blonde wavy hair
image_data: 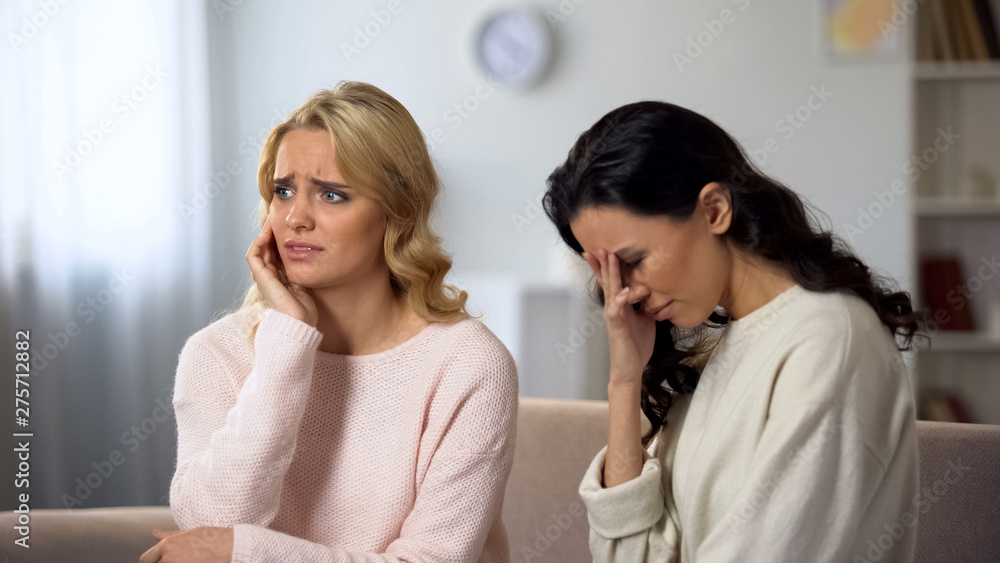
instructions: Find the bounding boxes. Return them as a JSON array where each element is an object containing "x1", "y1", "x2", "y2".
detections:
[{"x1": 232, "y1": 81, "x2": 474, "y2": 346}]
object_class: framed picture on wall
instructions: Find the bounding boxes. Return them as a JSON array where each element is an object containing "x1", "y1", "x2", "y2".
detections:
[{"x1": 821, "y1": 0, "x2": 907, "y2": 63}]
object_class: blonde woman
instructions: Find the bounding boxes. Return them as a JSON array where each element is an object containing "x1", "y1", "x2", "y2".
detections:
[{"x1": 142, "y1": 82, "x2": 518, "y2": 563}]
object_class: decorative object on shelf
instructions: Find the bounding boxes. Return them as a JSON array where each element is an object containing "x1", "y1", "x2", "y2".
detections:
[
  {"x1": 919, "y1": 388, "x2": 974, "y2": 422},
  {"x1": 920, "y1": 256, "x2": 976, "y2": 331},
  {"x1": 987, "y1": 296, "x2": 1000, "y2": 340},
  {"x1": 472, "y1": 3, "x2": 554, "y2": 92},
  {"x1": 958, "y1": 165, "x2": 1000, "y2": 200},
  {"x1": 921, "y1": 0, "x2": 1000, "y2": 61}
]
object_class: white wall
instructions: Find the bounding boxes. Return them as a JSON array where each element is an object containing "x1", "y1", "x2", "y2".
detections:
[{"x1": 204, "y1": 0, "x2": 914, "y2": 390}]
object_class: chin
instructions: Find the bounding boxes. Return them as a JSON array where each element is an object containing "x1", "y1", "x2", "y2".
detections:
[
  {"x1": 670, "y1": 317, "x2": 700, "y2": 330},
  {"x1": 669, "y1": 308, "x2": 710, "y2": 330},
  {"x1": 282, "y1": 272, "x2": 310, "y2": 287}
]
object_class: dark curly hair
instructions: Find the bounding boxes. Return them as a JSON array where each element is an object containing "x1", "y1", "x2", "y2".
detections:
[{"x1": 542, "y1": 100, "x2": 927, "y2": 448}]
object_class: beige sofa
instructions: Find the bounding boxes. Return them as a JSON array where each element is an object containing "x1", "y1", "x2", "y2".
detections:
[{"x1": 2, "y1": 397, "x2": 998, "y2": 562}]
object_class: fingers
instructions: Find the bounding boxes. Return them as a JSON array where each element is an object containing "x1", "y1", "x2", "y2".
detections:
[
  {"x1": 603, "y1": 250, "x2": 629, "y2": 320},
  {"x1": 246, "y1": 218, "x2": 275, "y2": 281},
  {"x1": 139, "y1": 541, "x2": 162, "y2": 563},
  {"x1": 582, "y1": 249, "x2": 629, "y2": 317},
  {"x1": 260, "y1": 220, "x2": 272, "y2": 267},
  {"x1": 607, "y1": 249, "x2": 623, "y2": 297},
  {"x1": 246, "y1": 222, "x2": 266, "y2": 268}
]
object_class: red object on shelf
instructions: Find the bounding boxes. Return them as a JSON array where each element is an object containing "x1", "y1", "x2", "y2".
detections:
[
  {"x1": 945, "y1": 393, "x2": 973, "y2": 423},
  {"x1": 920, "y1": 256, "x2": 976, "y2": 331},
  {"x1": 920, "y1": 388, "x2": 975, "y2": 423}
]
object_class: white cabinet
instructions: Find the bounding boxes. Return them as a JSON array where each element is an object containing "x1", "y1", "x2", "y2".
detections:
[{"x1": 454, "y1": 272, "x2": 610, "y2": 400}]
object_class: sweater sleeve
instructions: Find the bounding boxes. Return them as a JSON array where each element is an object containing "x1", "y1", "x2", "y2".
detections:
[
  {"x1": 577, "y1": 438, "x2": 680, "y2": 563},
  {"x1": 229, "y1": 333, "x2": 520, "y2": 563},
  {"x1": 168, "y1": 308, "x2": 323, "y2": 530}
]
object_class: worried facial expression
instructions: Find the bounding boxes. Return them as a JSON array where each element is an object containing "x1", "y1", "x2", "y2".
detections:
[
  {"x1": 268, "y1": 128, "x2": 387, "y2": 288},
  {"x1": 567, "y1": 184, "x2": 734, "y2": 329}
]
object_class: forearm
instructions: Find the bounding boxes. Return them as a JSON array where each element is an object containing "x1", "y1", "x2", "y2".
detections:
[
  {"x1": 170, "y1": 373, "x2": 311, "y2": 528},
  {"x1": 170, "y1": 309, "x2": 322, "y2": 528},
  {"x1": 604, "y1": 379, "x2": 645, "y2": 488}
]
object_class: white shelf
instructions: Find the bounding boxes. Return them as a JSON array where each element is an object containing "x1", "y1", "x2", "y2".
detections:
[
  {"x1": 920, "y1": 331, "x2": 1000, "y2": 353},
  {"x1": 915, "y1": 198, "x2": 1000, "y2": 217},
  {"x1": 913, "y1": 61, "x2": 1000, "y2": 81}
]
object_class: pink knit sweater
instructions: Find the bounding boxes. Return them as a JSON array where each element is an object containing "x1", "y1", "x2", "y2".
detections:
[{"x1": 167, "y1": 303, "x2": 519, "y2": 562}]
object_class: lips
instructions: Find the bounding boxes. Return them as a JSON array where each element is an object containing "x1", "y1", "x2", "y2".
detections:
[
  {"x1": 646, "y1": 300, "x2": 673, "y2": 321},
  {"x1": 284, "y1": 240, "x2": 324, "y2": 251},
  {"x1": 647, "y1": 301, "x2": 670, "y2": 315},
  {"x1": 284, "y1": 240, "x2": 324, "y2": 261}
]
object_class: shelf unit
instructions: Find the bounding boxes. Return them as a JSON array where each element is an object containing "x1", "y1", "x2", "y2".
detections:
[{"x1": 909, "y1": 15, "x2": 1000, "y2": 424}]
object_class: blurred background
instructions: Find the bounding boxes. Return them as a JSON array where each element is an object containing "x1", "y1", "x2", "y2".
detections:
[{"x1": 2, "y1": 0, "x2": 999, "y2": 511}]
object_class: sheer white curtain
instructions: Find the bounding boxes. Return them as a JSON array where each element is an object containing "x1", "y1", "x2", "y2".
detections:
[{"x1": 0, "y1": 0, "x2": 212, "y2": 508}]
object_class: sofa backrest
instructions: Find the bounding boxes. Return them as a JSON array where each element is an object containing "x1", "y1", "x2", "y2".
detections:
[
  {"x1": 913, "y1": 419, "x2": 1000, "y2": 562},
  {"x1": 502, "y1": 397, "x2": 610, "y2": 563},
  {"x1": 502, "y1": 397, "x2": 1000, "y2": 563}
]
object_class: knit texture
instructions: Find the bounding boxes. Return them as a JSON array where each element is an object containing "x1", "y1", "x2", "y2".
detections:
[{"x1": 168, "y1": 303, "x2": 518, "y2": 562}]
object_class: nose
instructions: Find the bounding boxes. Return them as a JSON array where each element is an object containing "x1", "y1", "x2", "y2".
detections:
[
  {"x1": 626, "y1": 280, "x2": 651, "y2": 307},
  {"x1": 284, "y1": 199, "x2": 314, "y2": 231}
]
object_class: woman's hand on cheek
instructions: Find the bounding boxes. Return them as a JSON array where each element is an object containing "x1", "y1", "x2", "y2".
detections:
[
  {"x1": 246, "y1": 212, "x2": 319, "y2": 327},
  {"x1": 139, "y1": 526, "x2": 233, "y2": 563}
]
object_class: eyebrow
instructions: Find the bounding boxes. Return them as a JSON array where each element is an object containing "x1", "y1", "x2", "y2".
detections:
[{"x1": 273, "y1": 173, "x2": 352, "y2": 191}]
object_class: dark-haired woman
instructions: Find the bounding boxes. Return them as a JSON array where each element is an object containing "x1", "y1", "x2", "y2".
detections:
[{"x1": 544, "y1": 101, "x2": 924, "y2": 562}]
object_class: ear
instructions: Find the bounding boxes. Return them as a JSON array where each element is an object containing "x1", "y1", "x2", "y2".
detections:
[{"x1": 697, "y1": 182, "x2": 732, "y2": 235}]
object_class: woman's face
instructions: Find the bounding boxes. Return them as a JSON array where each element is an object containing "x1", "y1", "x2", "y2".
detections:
[
  {"x1": 269, "y1": 128, "x2": 387, "y2": 289},
  {"x1": 567, "y1": 183, "x2": 733, "y2": 329}
]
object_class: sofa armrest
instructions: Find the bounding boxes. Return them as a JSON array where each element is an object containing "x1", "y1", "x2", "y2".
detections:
[{"x1": 0, "y1": 505, "x2": 177, "y2": 563}]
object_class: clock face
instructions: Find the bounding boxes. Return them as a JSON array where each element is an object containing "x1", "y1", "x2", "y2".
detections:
[{"x1": 474, "y1": 6, "x2": 553, "y2": 90}]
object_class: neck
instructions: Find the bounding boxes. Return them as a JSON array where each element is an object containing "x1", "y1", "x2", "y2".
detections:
[
  {"x1": 720, "y1": 249, "x2": 796, "y2": 321},
  {"x1": 310, "y1": 272, "x2": 415, "y2": 355}
]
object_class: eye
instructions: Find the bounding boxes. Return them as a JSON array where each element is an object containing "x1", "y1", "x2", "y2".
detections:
[
  {"x1": 323, "y1": 190, "x2": 347, "y2": 203},
  {"x1": 627, "y1": 257, "x2": 643, "y2": 270},
  {"x1": 272, "y1": 186, "x2": 291, "y2": 199}
]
